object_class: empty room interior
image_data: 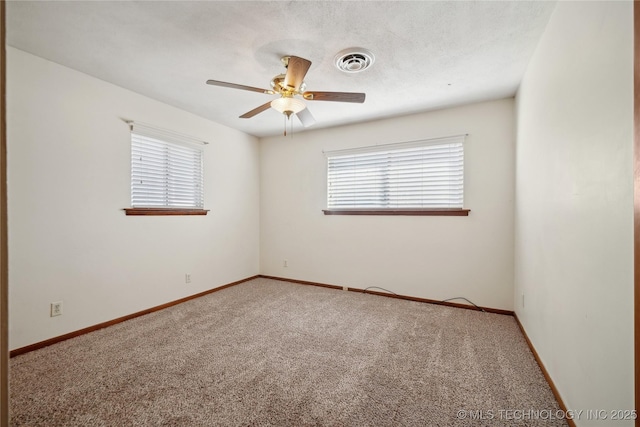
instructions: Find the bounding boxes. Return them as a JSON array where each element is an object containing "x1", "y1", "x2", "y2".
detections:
[{"x1": 1, "y1": 0, "x2": 635, "y2": 426}]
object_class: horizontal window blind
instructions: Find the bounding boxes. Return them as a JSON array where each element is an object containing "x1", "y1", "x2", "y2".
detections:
[
  {"x1": 131, "y1": 124, "x2": 204, "y2": 209},
  {"x1": 326, "y1": 135, "x2": 465, "y2": 209}
]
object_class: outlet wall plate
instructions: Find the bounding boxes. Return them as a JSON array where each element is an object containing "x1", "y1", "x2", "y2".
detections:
[{"x1": 50, "y1": 301, "x2": 63, "y2": 317}]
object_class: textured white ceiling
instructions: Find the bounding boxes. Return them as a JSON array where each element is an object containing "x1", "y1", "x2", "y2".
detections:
[{"x1": 7, "y1": 1, "x2": 557, "y2": 138}]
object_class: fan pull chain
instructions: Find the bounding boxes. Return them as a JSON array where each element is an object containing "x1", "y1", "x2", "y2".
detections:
[{"x1": 283, "y1": 114, "x2": 287, "y2": 137}]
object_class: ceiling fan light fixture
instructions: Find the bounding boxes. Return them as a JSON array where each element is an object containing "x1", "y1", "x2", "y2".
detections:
[{"x1": 271, "y1": 97, "x2": 306, "y2": 115}]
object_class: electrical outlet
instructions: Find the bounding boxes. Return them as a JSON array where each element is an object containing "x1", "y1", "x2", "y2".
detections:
[
  {"x1": 283, "y1": 259, "x2": 288, "y2": 268},
  {"x1": 343, "y1": 286, "x2": 348, "y2": 291},
  {"x1": 185, "y1": 274, "x2": 191, "y2": 284},
  {"x1": 50, "y1": 301, "x2": 63, "y2": 317}
]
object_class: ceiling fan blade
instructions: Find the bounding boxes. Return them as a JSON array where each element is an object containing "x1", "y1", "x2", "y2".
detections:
[
  {"x1": 296, "y1": 108, "x2": 316, "y2": 128},
  {"x1": 239, "y1": 101, "x2": 272, "y2": 118},
  {"x1": 206, "y1": 79, "x2": 273, "y2": 95},
  {"x1": 303, "y1": 91, "x2": 366, "y2": 103},
  {"x1": 283, "y1": 56, "x2": 311, "y2": 91}
]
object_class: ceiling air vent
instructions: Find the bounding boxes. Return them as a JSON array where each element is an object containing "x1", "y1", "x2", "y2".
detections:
[{"x1": 334, "y1": 48, "x2": 375, "y2": 73}]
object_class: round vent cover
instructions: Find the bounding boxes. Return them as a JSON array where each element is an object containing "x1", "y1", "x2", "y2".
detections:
[{"x1": 335, "y1": 48, "x2": 375, "y2": 73}]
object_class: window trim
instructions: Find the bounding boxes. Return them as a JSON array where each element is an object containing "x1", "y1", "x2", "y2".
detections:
[
  {"x1": 324, "y1": 134, "x2": 468, "y2": 212},
  {"x1": 126, "y1": 121, "x2": 207, "y2": 215},
  {"x1": 322, "y1": 208, "x2": 470, "y2": 216},
  {"x1": 124, "y1": 208, "x2": 209, "y2": 216}
]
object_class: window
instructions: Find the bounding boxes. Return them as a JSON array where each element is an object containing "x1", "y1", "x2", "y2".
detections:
[
  {"x1": 324, "y1": 135, "x2": 469, "y2": 216},
  {"x1": 125, "y1": 122, "x2": 208, "y2": 216}
]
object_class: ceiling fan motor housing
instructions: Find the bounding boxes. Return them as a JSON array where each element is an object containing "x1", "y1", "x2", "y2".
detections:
[{"x1": 271, "y1": 74, "x2": 306, "y2": 95}]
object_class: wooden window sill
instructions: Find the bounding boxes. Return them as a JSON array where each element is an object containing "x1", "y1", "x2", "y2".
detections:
[
  {"x1": 124, "y1": 208, "x2": 209, "y2": 216},
  {"x1": 322, "y1": 208, "x2": 470, "y2": 216}
]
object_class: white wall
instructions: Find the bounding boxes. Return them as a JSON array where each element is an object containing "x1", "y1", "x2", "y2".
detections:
[
  {"x1": 7, "y1": 48, "x2": 260, "y2": 350},
  {"x1": 514, "y1": 2, "x2": 633, "y2": 425},
  {"x1": 260, "y1": 99, "x2": 515, "y2": 310}
]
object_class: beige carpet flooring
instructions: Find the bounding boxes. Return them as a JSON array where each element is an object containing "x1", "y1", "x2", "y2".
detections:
[{"x1": 10, "y1": 278, "x2": 567, "y2": 426}]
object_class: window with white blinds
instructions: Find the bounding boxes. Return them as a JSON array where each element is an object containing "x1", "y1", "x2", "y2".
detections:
[
  {"x1": 326, "y1": 135, "x2": 465, "y2": 210},
  {"x1": 130, "y1": 124, "x2": 204, "y2": 209}
]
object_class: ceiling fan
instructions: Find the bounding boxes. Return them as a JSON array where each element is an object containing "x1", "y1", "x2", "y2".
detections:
[{"x1": 206, "y1": 56, "x2": 366, "y2": 133}]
